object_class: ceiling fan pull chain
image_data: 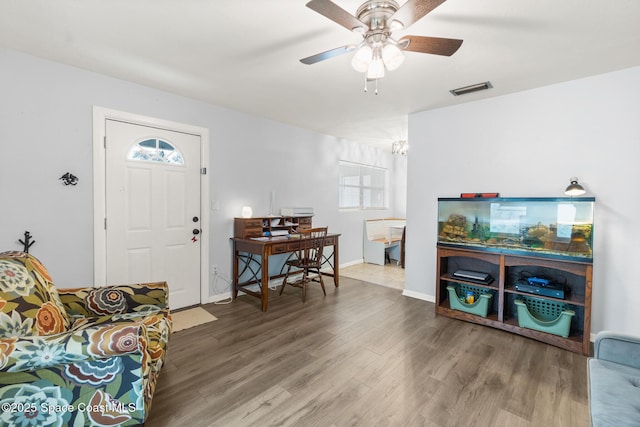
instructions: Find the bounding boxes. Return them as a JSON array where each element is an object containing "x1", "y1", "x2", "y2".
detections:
[{"x1": 362, "y1": 76, "x2": 380, "y2": 94}]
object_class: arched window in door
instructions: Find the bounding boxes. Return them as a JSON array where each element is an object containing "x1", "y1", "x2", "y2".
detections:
[{"x1": 127, "y1": 138, "x2": 184, "y2": 165}]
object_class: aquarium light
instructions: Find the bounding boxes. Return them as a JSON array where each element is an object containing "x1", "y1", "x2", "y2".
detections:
[{"x1": 564, "y1": 177, "x2": 586, "y2": 196}]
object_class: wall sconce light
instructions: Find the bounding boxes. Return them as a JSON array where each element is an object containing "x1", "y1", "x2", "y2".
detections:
[
  {"x1": 392, "y1": 140, "x2": 408, "y2": 155},
  {"x1": 564, "y1": 177, "x2": 586, "y2": 196},
  {"x1": 241, "y1": 206, "x2": 253, "y2": 218}
]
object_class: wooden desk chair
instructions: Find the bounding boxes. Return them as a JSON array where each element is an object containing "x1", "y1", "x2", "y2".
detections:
[{"x1": 279, "y1": 227, "x2": 328, "y2": 302}]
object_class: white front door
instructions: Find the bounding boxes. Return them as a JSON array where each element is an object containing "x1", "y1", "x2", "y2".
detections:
[{"x1": 105, "y1": 119, "x2": 202, "y2": 309}]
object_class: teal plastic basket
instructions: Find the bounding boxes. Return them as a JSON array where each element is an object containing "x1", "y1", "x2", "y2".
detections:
[
  {"x1": 515, "y1": 297, "x2": 575, "y2": 338},
  {"x1": 446, "y1": 284, "x2": 493, "y2": 317}
]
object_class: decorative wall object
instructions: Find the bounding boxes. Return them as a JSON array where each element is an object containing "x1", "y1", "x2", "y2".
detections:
[{"x1": 59, "y1": 172, "x2": 78, "y2": 186}]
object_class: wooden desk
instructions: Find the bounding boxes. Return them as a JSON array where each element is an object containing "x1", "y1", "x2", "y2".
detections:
[{"x1": 232, "y1": 233, "x2": 340, "y2": 311}]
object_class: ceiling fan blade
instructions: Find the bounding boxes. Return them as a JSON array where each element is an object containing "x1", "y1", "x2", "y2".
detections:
[
  {"x1": 300, "y1": 45, "x2": 356, "y2": 65},
  {"x1": 306, "y1": 0, "x2": 367, "y2": 32},
  {"x1": 399, "y1": 35, "x2": 463, "y2": 56},
  {"x1": 389, "y1": 0, "x2": 447, "y2": 29}
]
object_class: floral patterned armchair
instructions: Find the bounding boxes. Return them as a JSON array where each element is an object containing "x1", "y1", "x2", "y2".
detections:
[{"x1": 0, "y1": 251, "x2": 171, "y2": 426}]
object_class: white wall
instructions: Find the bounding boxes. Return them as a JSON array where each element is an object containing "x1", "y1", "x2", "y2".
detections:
[
  {"x1": 405, "y1": 66, "x2": 640, "y2": 336},
  {"x1": 0, "y1": 47, "x2": 405, "y2": 300}
]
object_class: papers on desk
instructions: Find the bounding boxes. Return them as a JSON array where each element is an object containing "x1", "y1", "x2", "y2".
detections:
[{"x1": 250, "y1": 235, "x2": 291, "y2": 242}]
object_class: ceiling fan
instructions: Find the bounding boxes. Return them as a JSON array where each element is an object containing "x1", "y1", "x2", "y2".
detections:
[{"x1": 300, "y1": 0, "x2": 463, "y2": 81}]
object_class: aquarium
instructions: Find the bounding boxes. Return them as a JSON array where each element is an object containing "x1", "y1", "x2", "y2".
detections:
[{"x1": 437, "y1": 197, "x2": 595, "y2": 261}]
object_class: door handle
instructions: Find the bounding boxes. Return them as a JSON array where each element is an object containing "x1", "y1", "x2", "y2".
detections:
[{"x1": 192, "y1": 229, "x2": 200, "y2": 235}]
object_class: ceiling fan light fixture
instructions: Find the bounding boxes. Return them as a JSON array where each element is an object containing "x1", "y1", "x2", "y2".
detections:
[
  {"x1": 381, "y1": 42, "x2": 404, "y2": 70},
  {"x1": 302, "y1": 0, "x2": 464, "y2": 92},
  {"x1": 388, "y1": 19, "x2": 404, "y2": 30},
  {"x1": 351, "y1": 45, "x2": 373, "y2": 72},
  {"x1": 366, "y1": 55, "x2": 385, "y2": 79}
]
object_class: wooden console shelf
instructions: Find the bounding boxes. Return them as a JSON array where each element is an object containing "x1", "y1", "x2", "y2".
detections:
[{"x1": 436, "y1": 246, "x2": 592, "y2": 355}]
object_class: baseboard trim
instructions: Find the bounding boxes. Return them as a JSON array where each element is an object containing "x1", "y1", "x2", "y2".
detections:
[
  {"x1": 340, "y1": 259, "x2": 364, "y2": 269},
  {"x1": 402, "y1": 289, "x2": 435, "y2": 303}
]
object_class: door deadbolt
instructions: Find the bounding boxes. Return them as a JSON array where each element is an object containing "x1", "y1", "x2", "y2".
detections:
[{"x1": 193, "y1": 216, "x2": 199, "y2": 222}]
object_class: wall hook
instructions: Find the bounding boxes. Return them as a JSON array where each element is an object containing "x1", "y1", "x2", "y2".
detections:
[{"x1": 18, "y1": 231, "x2": 36, "y2": 253}]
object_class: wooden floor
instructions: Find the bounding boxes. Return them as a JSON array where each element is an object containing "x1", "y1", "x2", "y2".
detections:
[{"x1": 146, "y1": 276, "x2": 590, "y2": 427}]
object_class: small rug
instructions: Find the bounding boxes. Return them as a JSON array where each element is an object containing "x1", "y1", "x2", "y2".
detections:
[{"x1": 171, "y1": 307, "x2": 217, "y2": 332}]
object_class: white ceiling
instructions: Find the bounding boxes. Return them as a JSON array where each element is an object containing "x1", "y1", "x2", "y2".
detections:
[{"x1": 2, "y1": 0, "x2": 639, "y2": 149}]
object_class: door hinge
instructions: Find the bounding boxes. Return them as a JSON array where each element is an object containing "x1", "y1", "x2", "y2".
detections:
[
  {"x1": 200, "y1": 168, "x2": 207, "y2": 175},
  {"x1": 104, "y1": 218, "x2": 107, "y2": 230},
  {"x1": 103, "y1": 136, "x2": 106, "y2": 149}
]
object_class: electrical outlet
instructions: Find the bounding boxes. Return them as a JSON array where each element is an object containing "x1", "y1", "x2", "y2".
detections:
[{"x1": 212, "y1": 265, "x2": 218, "y2": 276}]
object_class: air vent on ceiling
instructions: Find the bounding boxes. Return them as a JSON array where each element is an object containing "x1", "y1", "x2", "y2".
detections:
[{"x1": 450, "y1": 81, "x2": 493, "y2": 96}]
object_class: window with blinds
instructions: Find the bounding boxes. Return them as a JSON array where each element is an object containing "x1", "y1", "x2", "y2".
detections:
[{"x1": 339, "y1": 161, "x2": 386, "y2": 210}]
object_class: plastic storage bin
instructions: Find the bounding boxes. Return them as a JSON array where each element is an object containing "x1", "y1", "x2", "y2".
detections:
[
  {"x1": 515, "y1": 296, "x2": 575, "y2": 337},
  {"x1": 447, "y1": 284, "x2": 493, "y2": 317}
]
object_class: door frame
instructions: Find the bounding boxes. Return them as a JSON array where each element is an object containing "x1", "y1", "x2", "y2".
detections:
[{"x1": 93, "y1": 106, "x2": 210, "y2": 305}]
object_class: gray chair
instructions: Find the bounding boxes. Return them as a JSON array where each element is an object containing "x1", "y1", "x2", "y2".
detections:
[
  {"x1": 280, "y1": 227, "x2": 328, "y2": 302},
  {"x1": 588, "y1": 331, "x2": 640, "y2": 426}
]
